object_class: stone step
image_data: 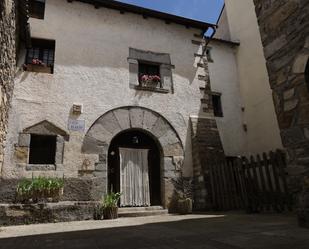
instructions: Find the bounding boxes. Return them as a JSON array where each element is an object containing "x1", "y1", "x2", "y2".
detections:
[{"x1": 118, "y1": 206, "x2": 168, "y2": 217}]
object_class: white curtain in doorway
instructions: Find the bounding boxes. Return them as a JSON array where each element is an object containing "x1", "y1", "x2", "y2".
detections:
[{"x1": 119, "y1": 148, "x2": 150, "y2": 207}]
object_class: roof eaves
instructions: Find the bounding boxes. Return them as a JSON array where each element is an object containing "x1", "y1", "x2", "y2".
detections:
[{"x1": 72, "y1": 0, "x2": 217, "y2": 32}]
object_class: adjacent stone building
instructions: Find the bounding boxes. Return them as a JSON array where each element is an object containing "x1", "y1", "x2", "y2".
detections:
[
  {"x1": 0, "y1": 0, "x2": 28, "y2": 174},
  {"x1": 0, "y1": 0, "x2": 16, "y2": 173},
  {"x1": 253, "y1": 0, "x2": 309, "y2": 194}
]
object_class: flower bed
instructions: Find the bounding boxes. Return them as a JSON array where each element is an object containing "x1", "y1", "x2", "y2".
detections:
[{"x1": 16, "y1": 177, "x2": 64, "y2": 203}]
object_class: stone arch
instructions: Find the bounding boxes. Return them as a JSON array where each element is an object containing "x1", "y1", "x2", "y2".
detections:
[
  {"x1": 82, "y1": 106, "x2": 184, "y2": 207},
  {"x1": 82, "y1": 106, "x2": 184, "y2": 158}
]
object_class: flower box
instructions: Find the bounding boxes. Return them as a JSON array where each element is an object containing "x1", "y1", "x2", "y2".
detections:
[
  {"x1": 25, "y1": 64, "x2": 53, "y2": 74},
  {"x1": 140, "y1": 74, "x2": 161, "y2": 88}
]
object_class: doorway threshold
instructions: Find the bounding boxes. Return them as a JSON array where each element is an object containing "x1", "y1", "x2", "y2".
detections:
[{"x1": 118, "y1": 206, "x2": 168, "y2": 217}]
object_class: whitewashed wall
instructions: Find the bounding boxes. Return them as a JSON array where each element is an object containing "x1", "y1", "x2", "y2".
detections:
[
  {"x1": 208, "y1": 42, "x2": 247, "y2": 156},
  {"x1": 3, "y1": 0, "x2": 204, "y2": 178},
  {"x1": 224, "y1": 0, "x2": 283, "y2": 154},
  {"x1": 2, "y1": 0, "x2": 248, "y2": 179}
]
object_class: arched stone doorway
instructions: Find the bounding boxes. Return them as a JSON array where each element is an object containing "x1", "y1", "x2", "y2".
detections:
[
  {"x1": 82, "y1": 106, "x2": 184, "y2": 208},
  {"x1": 108, "y1": 129, "x2": 162, "y2": 206}
]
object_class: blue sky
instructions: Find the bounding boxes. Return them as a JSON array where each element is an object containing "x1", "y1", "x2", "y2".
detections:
[{"x1": 116, "y1": 0, "x2": 224, "y2": 24}]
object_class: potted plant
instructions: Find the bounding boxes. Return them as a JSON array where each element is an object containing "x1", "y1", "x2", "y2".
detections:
[
  {"x1": 93, "y1": 203, "x2": 104, "y2": 220},
  {"x1": 298, "y1": 176, "x2": 309, "y2": 228},
  {"x1": 102, "y1": 191, "x2": 121, "y2": 219},
  {"x1": 172, "y1": 176, "x2": 193, "y2": 214}
]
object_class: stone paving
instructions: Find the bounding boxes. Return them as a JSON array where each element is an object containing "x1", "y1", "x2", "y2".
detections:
[{"x1": 0, "y1": 212, "x2": 308, "y2": 249}]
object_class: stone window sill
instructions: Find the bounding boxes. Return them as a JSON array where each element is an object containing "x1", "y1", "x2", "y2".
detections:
[
  {"x1": 26, "y1": 164, "x2": 57, "y2": 171},
  {"x1": 134, "y1": 85, "x2": 169, "y2": 94},
  {"x1": 24, "y1": 64, "x2": 53, "y2": 74}
]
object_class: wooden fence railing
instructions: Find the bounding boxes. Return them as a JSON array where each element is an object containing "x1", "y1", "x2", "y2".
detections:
[{"x1": 209, "y1": 150, "x2": 292, "y2": 212}]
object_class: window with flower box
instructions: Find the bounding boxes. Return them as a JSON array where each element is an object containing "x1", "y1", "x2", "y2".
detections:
[
  {"x1": 25, "y1": 38, "x2": 55, "y2": 74},
  {"x1": 128, "y1": 48, "x2": 174, "y2": 93},
  {"x1": 138, "y1": 62, "x2": 162, "y2": 88}
]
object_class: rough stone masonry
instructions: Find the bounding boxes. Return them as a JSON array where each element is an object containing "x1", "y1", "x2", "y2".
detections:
[
  {"x1": 0, "y1": 0, "x2": 17, "y2": 173},
  {"x1": 253, "y1": 0, "x2": 309, "y2": 197}
]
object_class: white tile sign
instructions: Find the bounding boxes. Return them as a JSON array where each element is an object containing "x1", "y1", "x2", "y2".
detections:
[{"x1": 68, "y1": 119, "x2": 85, "y2": 132}]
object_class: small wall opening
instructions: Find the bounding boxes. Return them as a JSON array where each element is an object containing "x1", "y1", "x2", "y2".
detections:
[
  {"x1": 29, "y1": 135, "x2": 57, "y2": 164},
  {"x1": 212, "y1": 94, "x2": 223, "y2": 117}
]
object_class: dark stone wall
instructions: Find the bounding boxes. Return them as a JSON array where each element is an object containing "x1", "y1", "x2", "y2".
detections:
[
  {"x1": 190, "y1": 37, "x2": 225, "y2": 210},
  {"x1": 0, "y1": 0, "x2": 16, "y2": 172},
  {"x1": 0, "y1": 202, "x2": 96, "y2": 226},
  {"x1": 0, "y1": 178, "x2": 104, "y2": 203},
  {"x1": 253, "y1": 0, "x2": 309, "y2": 196}
]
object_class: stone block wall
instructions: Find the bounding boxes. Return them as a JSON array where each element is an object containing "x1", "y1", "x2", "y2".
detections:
[
  {"x1": 191, "y1": 38, "x2": 225, "y2": 210},
  {"x1": 0, "y1": 0, "x2": 16, "y2": 173},
  {"x1": 253, "y1": 0, "x2": 309, "y2": 196}
]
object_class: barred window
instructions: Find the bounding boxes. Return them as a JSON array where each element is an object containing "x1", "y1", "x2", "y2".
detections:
[
  {"x1": 25, "y1": 38, "x2": 55, "y2": 74},
  {"x1": 29, "y1": 0, "x2": 46, "y2": 19},
  {"x1": 139, "y1": 63, "x2": 160, "y2": 78}
]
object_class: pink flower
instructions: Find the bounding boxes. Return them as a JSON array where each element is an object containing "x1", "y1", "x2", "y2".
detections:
[
  {"x1": 141, "y1": 74, "x2": 149, "y2": 81},
  {"x1": 152, "y1": 75, "x2": 161, "y2": 82},
  {"x1": 31, "y1": 58, "x2": 45, "y2": 66}
]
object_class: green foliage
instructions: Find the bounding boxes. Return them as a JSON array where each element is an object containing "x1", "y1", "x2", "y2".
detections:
[
  {"x1": 16, "y1": 176, "x2": 64, "y2": 202},
  {"x1": 172, "y1": 176, "x2": 193, "y2": 200},
  {"x1": 102, "y1": 191, "x2": 122, "y2": 208}
]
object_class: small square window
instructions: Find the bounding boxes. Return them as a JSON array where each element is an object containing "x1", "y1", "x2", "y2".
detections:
[
  {"x1": 25, "y1": 38, "x2": 55, "y2": 74},
  {"x1": 29, "y1": 135, "x2": 56, "y2": 164},
  {"x1": 138, "y1": 62, "x2": 162, "y2": 88},
  {"x1": 212, "y1": 94, "x2": 223, "y2": 117},
  {"x1": 206, "y1": 47, "x2": 213, "y2": 62},
  {"x1": 29, "y1": 0, "x2": 46, "y2": 19}
]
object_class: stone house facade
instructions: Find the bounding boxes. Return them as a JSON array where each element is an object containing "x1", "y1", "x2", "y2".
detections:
[
  {"x1": 1, "y1": 0, "x2": 224, "y2": 209},
  {"x1": 253, "y1": 0, "x2": 309, "y2": 194},
  {"x1": 0, "y1": 0, "x2": 285, "y2": 210}
]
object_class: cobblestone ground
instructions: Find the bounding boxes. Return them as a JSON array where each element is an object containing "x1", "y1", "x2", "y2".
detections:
[{"x1": 0, "y1": 213, "x2": 308, "y2": 249}]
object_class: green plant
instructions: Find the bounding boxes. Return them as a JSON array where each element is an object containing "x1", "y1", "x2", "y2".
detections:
[
  {"x1": 172, "y1": 176, "x2": 193, "y2": 200},
  {"x1": 93, "y1": 204, "x2": 104, "y2": 220},
  {"x1": 16, "y1": 176, "x2": 64, "y2": 203},
  {"x1": 102, "y1": 191, "x2": 122, "y2": 208}
]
